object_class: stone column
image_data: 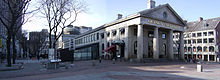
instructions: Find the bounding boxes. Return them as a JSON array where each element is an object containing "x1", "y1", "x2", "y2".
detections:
[
  {"x1": 124, "y1": 27, "x2": 129, "y2": 60},
  {"x1": 137, "y1": 24, "x2": 144, "y2": 61},
  {"x1": 168, "y1": 30, "x2": 174, "y2": 60},
  {"x1": 99, "y1": 32, "x2": 103, "y2": 57},
  {"x1": 153, "y1": 27, "x2": 159, "y2": 59},
  {"x1": 208, "y1": 54, "x2": 210, "y2": 61},
  {"x1": 104, "y1": 32, "x2": 108, "y2": 56},
  {"x1": 179, "y1": 32, "x2": 185, "y2": 60},
  {"x1": 202, "y1": 54, "x2": 204, "y2": 61}
]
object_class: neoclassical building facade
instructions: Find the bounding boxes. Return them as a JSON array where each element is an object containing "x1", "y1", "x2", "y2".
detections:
[{"x1": 73, "y1": 1, "x2": 186, "y2": 61}]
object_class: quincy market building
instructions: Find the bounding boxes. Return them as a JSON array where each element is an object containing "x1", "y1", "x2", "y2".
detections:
[{"x1": 73, "y1": 1, "x2": 186, "y2": 61}]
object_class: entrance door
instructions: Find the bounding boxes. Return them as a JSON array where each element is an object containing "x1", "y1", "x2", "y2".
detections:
[
  {"x1": 148, "y1": 40, "x2": 153, "y2": 58},
  {"x1": 120, "y1": 45, "x2": 125, "y2": 57},
  {"x1": 160, "y1": 44, "x2": 167, "y2": 58}
]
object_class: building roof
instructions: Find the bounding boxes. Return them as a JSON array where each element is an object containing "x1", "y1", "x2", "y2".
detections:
[
  {"x1": 185, "y1": 17, "x2": 220, "y2": 32},
  {"x1": 75, "y1": 3, "x2": 185, "y2": 39}
]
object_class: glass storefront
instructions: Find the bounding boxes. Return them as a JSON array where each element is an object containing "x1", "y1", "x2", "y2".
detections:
[{"x1": 74, "y1": 44, "x2": 99, "y2": 61}]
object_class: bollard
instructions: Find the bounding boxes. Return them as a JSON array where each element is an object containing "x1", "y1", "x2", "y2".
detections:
[
  {"x1": 112, "y1": 59, "x2": 115, "y2": 64},
  {"x1": 197, "y1": 64, "x2": 203, "y2": 72}
]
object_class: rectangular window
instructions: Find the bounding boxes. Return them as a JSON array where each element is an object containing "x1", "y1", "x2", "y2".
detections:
[
  {"x1": 209, "y1": 38, "x2": 214, "y2": 43},
  {"x1": 203, "y1": 39, "x2": 207, "y2": 43},
  {"x1": 203, "y1": 32, "x2": 207, "y2": 36},
  {"x1": 208, "y1": 31, "x2": 214, "y2": 36},
  {"x1": 162, "y1": 33, "x2": 166, "y2": 39},
  {"x1": 197, "y1": 33, "x2": 202, "y2": 37},
  {"x1": 192, "y1": 33, "x2": 196, "y2": 37},
  {"x1": 192, "y1": 39, "x2": 196, "y2": 44},
  {"x1": 101, "y1": 33, "x2": 104, "y2": 39},
  {"x1": 120, "y1": 28, "x2": 125, "y2": 35},
  {"x1": 184, "y1": 40, "x2": 187, "y2": 44},
  {"x1": 188, "y1": 40, "x2": 191, "y2": 44},
  {"x1": 97, "y1": 33, "x2": 99, "y2": 40},
  {"x1": 197, "y1": 39, "x2": 202, "y2": 43},
  {"x1": 112, "y1": 30, "x2": 117, "y2": 36}
]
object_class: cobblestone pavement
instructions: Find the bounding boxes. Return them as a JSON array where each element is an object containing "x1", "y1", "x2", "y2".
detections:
[{"x1": 1, "y1": 60, "x2": 220, "y2": 80}]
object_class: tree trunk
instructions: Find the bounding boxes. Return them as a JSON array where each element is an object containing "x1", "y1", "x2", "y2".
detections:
[
  {"x1": 12, "y1": 35, "x2": 16, "y2": 64},
  {"x1": 6, "y1": 34, "x2": 11, "y2": 67},
  {"x1": 49, "y1": 30, "x2": 52, "y2": 48}
]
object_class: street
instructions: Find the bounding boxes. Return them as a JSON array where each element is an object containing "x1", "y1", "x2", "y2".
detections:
[{"x1": 1, "y1": 60, "x2": 220, "y2": 80}]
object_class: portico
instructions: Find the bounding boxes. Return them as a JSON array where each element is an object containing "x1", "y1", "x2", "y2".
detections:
[{"x1": 128, "y1": 22, "x2": 184, "y2": 61}]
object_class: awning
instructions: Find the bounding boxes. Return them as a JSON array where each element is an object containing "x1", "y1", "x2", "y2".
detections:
[{"x1": 103, "y1": 45, "x2": 116, "y2": 52}]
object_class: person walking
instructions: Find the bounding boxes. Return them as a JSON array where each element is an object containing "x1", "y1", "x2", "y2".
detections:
[{"x1": 99, "y1": 57, "x2": 102, "y2": 63}]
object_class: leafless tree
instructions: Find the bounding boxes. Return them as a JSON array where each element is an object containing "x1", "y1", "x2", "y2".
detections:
[
  {"x1": 39, "y1": 0, "x2": 87, "y2": 49},
  {"x1": 0, "y1": 0, "x2": 34, "y2": 67}
]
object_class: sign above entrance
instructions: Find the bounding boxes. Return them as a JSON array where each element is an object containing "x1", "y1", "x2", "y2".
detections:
[{"x1": 146, "y1": 18, "x2": 182, "y2": 30}]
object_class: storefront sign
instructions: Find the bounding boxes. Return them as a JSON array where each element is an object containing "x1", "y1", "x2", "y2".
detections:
[{"x1": 147, "y1": 18, "x2": 181, "y2": 30}]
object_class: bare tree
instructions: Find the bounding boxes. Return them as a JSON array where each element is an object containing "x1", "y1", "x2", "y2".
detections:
[
  {"x1": 0, "y1": 0, "x2": 33, "y2": 67},
  {"x1": 39, "y1": 0, "x2": 87, "y2": 49}
]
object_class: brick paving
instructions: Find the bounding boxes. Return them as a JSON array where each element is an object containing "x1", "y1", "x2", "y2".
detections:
[{"x1": 1, "y1": 60, "x2": 220, "y2": 80}]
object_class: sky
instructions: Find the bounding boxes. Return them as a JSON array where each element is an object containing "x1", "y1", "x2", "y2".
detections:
[{"x1": 22, "y1": 0, "x2": 220, "y2": 32}]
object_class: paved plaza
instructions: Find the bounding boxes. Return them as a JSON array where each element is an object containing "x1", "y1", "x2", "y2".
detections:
[{"x1": 0, "y1": 60, "x2": 220, "y2": 80}]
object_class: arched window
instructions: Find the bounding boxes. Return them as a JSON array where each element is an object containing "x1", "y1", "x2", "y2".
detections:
[
  {"x1": 188, "y1": 47, "x2": 191, "y2": 52},
  {"x1": 203, "y1": 46, "x2": 208, "y2": 52},
  {"x1": 197, "y1": 46, "x2": 202, "y2": 52},
  {"x1": 193, "y1": 46, "x2": 196, "y2": 52},
  {"x1": 209, "y1": 46, "x2": 214, "y2": 52},
  {"x1": 184, "y1": 46, "x2": 187, "y2": 52}
]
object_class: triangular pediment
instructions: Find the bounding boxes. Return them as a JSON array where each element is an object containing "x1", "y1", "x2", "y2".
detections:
[{"x1": 140, "y1": 4, "x2": 186, "y2": 26}]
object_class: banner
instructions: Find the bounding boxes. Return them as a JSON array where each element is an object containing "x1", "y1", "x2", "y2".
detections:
[{"x1": 0, "y1": 38, "x2": 2, "y2": 48}]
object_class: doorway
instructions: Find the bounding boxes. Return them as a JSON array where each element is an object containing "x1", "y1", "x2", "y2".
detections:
[{"x1": 148, "y1": 40, "x2": 153, "y2": 58}]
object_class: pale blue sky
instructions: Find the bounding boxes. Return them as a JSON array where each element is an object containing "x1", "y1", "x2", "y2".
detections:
[{"x1": 23, "y1": 0, "x2": 220, "y2": 31}]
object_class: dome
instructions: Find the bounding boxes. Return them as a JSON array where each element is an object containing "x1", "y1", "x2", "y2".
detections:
[{"x1": 64, "y1": 25, "x2": 80, "y2": 35}]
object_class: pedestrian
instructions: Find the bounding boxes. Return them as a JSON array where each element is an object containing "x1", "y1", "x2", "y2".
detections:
[{"x1": 99, "y1": 57, "x2": 102, "y2": 63}]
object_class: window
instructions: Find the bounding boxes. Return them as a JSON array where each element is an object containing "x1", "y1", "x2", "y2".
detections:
[
  {"x1": 188, "y1": 47, "x2": 192, "y2": 52},
  {"x1": 205, "y1": 23, "x2": 209, "y2": 27},
  {"x1": 203, "y1": 46, "x2": 208, "y2": 52},
  {"x1": 208, "y1": 31, "x2": 214, "y2": 36},
  {"x1": 209, "y1": 38, "x2": 214, "y2": 43},
  {"x1": 93, "y1": 34, "x2": 96, "y2": 41},
  {"x1": 197, "y1": 39, "x2": 202, "y2": 43},
  {"x1": 97, "y1": 33, "x2": 99, "y2": 40},
  {"x1": 203, "y1": 32, "x2": 207, "y2": 36},
  {"x1": 197, "y1": 46, "x2": 202, "y2": 52},
  {"x1": 107, "y1": 42, "x2": 110, "y2": 47},
  {"x1": 148, "y1": 31, "x2": 154, "y2": 38},
  {"x1": 197, "y1": 33, "x2": 202, "y2": 37},
  {"x1": 184, "y1": 40, "x2": 187, "y2": 44},
  {"x1": 163, "y1": 12, "x2": 167, "y2": 19},
  {"x1": 193, "y1": 47, "x2": 196, "y2": 52},
  {"x1": 134, "y1": 29, "x2": 137, "y2": 36},
  {"x1": 192, "y1": 39, "x2": 196, "y2": 44},
  {"x1": 120, "y1": 28, "x2": 125, "y2": 35},
  {"x1": 203, "y1": 39, "x2": 207, "y2": 43},
  {"x1": 192, "y1": 33, "x2": 196, "y2": 37},
  {"x1": 107, "y1": 32, "x2": 110, "y2": 37},
  {"x1": 188, "y1": 40, "x2": 191, "y2": 44},
  {"x1": 162, "y1": 33, "x2": 166, "y2": 39},
  {"x1": 209, "y1": 46, "x2": 214, "y2": 52},
  {"x1": 112, "y1": 30, "x2": 117, "y2": 36},
  {"x1": 184, "y1": 47, "x2": 187, "y2": 52},
  {"x1": 101, "y1": 33, "x2": 104, "y2": 39}
]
